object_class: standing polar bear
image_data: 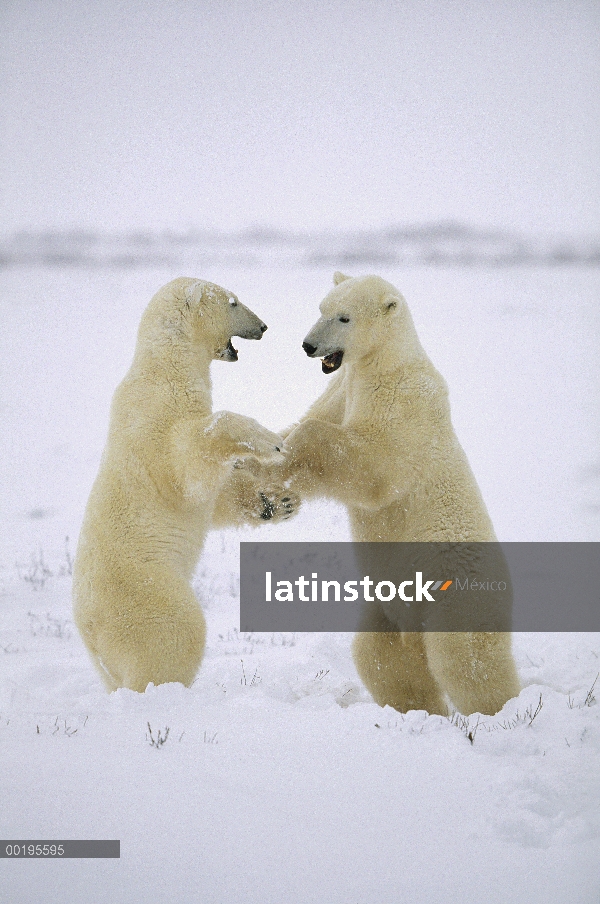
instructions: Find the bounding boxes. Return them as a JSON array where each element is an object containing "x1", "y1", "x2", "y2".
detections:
[
  {"x1": 73, "y1": 277, "x2": 293, "y2": 692},
  {"x1": 281, "y1": 272, "x2": 520, "y2": 716}
]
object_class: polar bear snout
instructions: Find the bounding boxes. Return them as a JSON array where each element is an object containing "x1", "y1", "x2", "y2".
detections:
[
  {"x1": 302, "y1": 316, "x2": 346, "y2": 373},
  {"x1": 302, "y1": 336, "x2": 344, "y2": 373},
  {"x1": 235, "y1": 321, "x2": 267, "y2": 341},
  {"x1": 229, "y1": 302, "x2": 268, "y2": 341}
]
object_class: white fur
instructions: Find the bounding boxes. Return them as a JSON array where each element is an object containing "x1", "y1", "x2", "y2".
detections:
[
  {"x1": 73, "y1": 277, "x2": 288, "y2": 692},
  {"x1": 281, "y1": 273, "x2": 520, "y2": 716}
]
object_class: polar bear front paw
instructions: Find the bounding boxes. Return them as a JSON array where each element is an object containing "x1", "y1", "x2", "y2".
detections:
[
  {"x1": 255, "y1": 488, "x2": 300, "y2": 523},
  {"x1": 230, "y1": 428, "x2": 283, "y2": 463},
  {"x1": 212, "y1": 412, "x2": 284, "y2": 463}
]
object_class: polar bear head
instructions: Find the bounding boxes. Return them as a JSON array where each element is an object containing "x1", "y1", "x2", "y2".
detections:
[
  {"x1": 302, "y1": 272, "x2": 413, "y2": 374},
  {"x1": 183, "y1": 278, "x2": 268, "y2": 362},
  {"x1": 138, "y1": 277, "x2": 267, "y2": 362}
]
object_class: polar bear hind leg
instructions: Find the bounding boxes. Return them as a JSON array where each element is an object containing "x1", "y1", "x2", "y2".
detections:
[
  {"x1": 77, "y1": 579, "x2": 206, "y2": 693},
  {"x1": 424, "y1": 632, "x2": 520, "y2": 716},
  {"x1": 352, "y1": 601, "x2": 447, "y2": 715}
]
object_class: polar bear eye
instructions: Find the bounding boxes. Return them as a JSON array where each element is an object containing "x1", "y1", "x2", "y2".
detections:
[
  {"x1": 229, "y1": 297, "x2": 237, "y2": 307},
  {"x1": 339, "y1": 316, "x2": 350, "y2": 323}
]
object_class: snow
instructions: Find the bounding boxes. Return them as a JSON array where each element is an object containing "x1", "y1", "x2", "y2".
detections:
[{"x1": 1, "y1": 259, "x2": 599, "y2": 903}]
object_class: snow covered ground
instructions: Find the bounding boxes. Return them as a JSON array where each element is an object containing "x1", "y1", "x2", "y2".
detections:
[{"x1": 1, "y1": 260, "x2": 599, "y2": 903}]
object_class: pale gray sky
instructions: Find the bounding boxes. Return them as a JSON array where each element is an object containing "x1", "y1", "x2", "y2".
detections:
[{"x1": 1, "y1": 0, "x2": 599, "y2": 233}]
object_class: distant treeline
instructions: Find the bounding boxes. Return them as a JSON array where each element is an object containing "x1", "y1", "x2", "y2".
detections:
[{"x1": 1, "y1": 223, "x2": 598, "y2": 268}]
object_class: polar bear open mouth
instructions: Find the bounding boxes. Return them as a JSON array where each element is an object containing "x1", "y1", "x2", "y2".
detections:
[
  {"x1": 322, "y1": 350, "x2": 344, "y2": 374},
  {"x1": 220, "y1": 339, "x2": 238, "y2": 361}
]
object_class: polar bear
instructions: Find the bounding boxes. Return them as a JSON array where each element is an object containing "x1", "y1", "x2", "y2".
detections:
[
  {"x1": 279, "y1": 272, "x2": 520, "y2": 716},
  {"x1": 73, "y1": 277, "x2": 293, "y2": 692}
]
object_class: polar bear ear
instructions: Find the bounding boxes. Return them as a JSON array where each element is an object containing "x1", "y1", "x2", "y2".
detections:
[{"x1": 333, "y1": 271, "x2": 351, "y2": 285}]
